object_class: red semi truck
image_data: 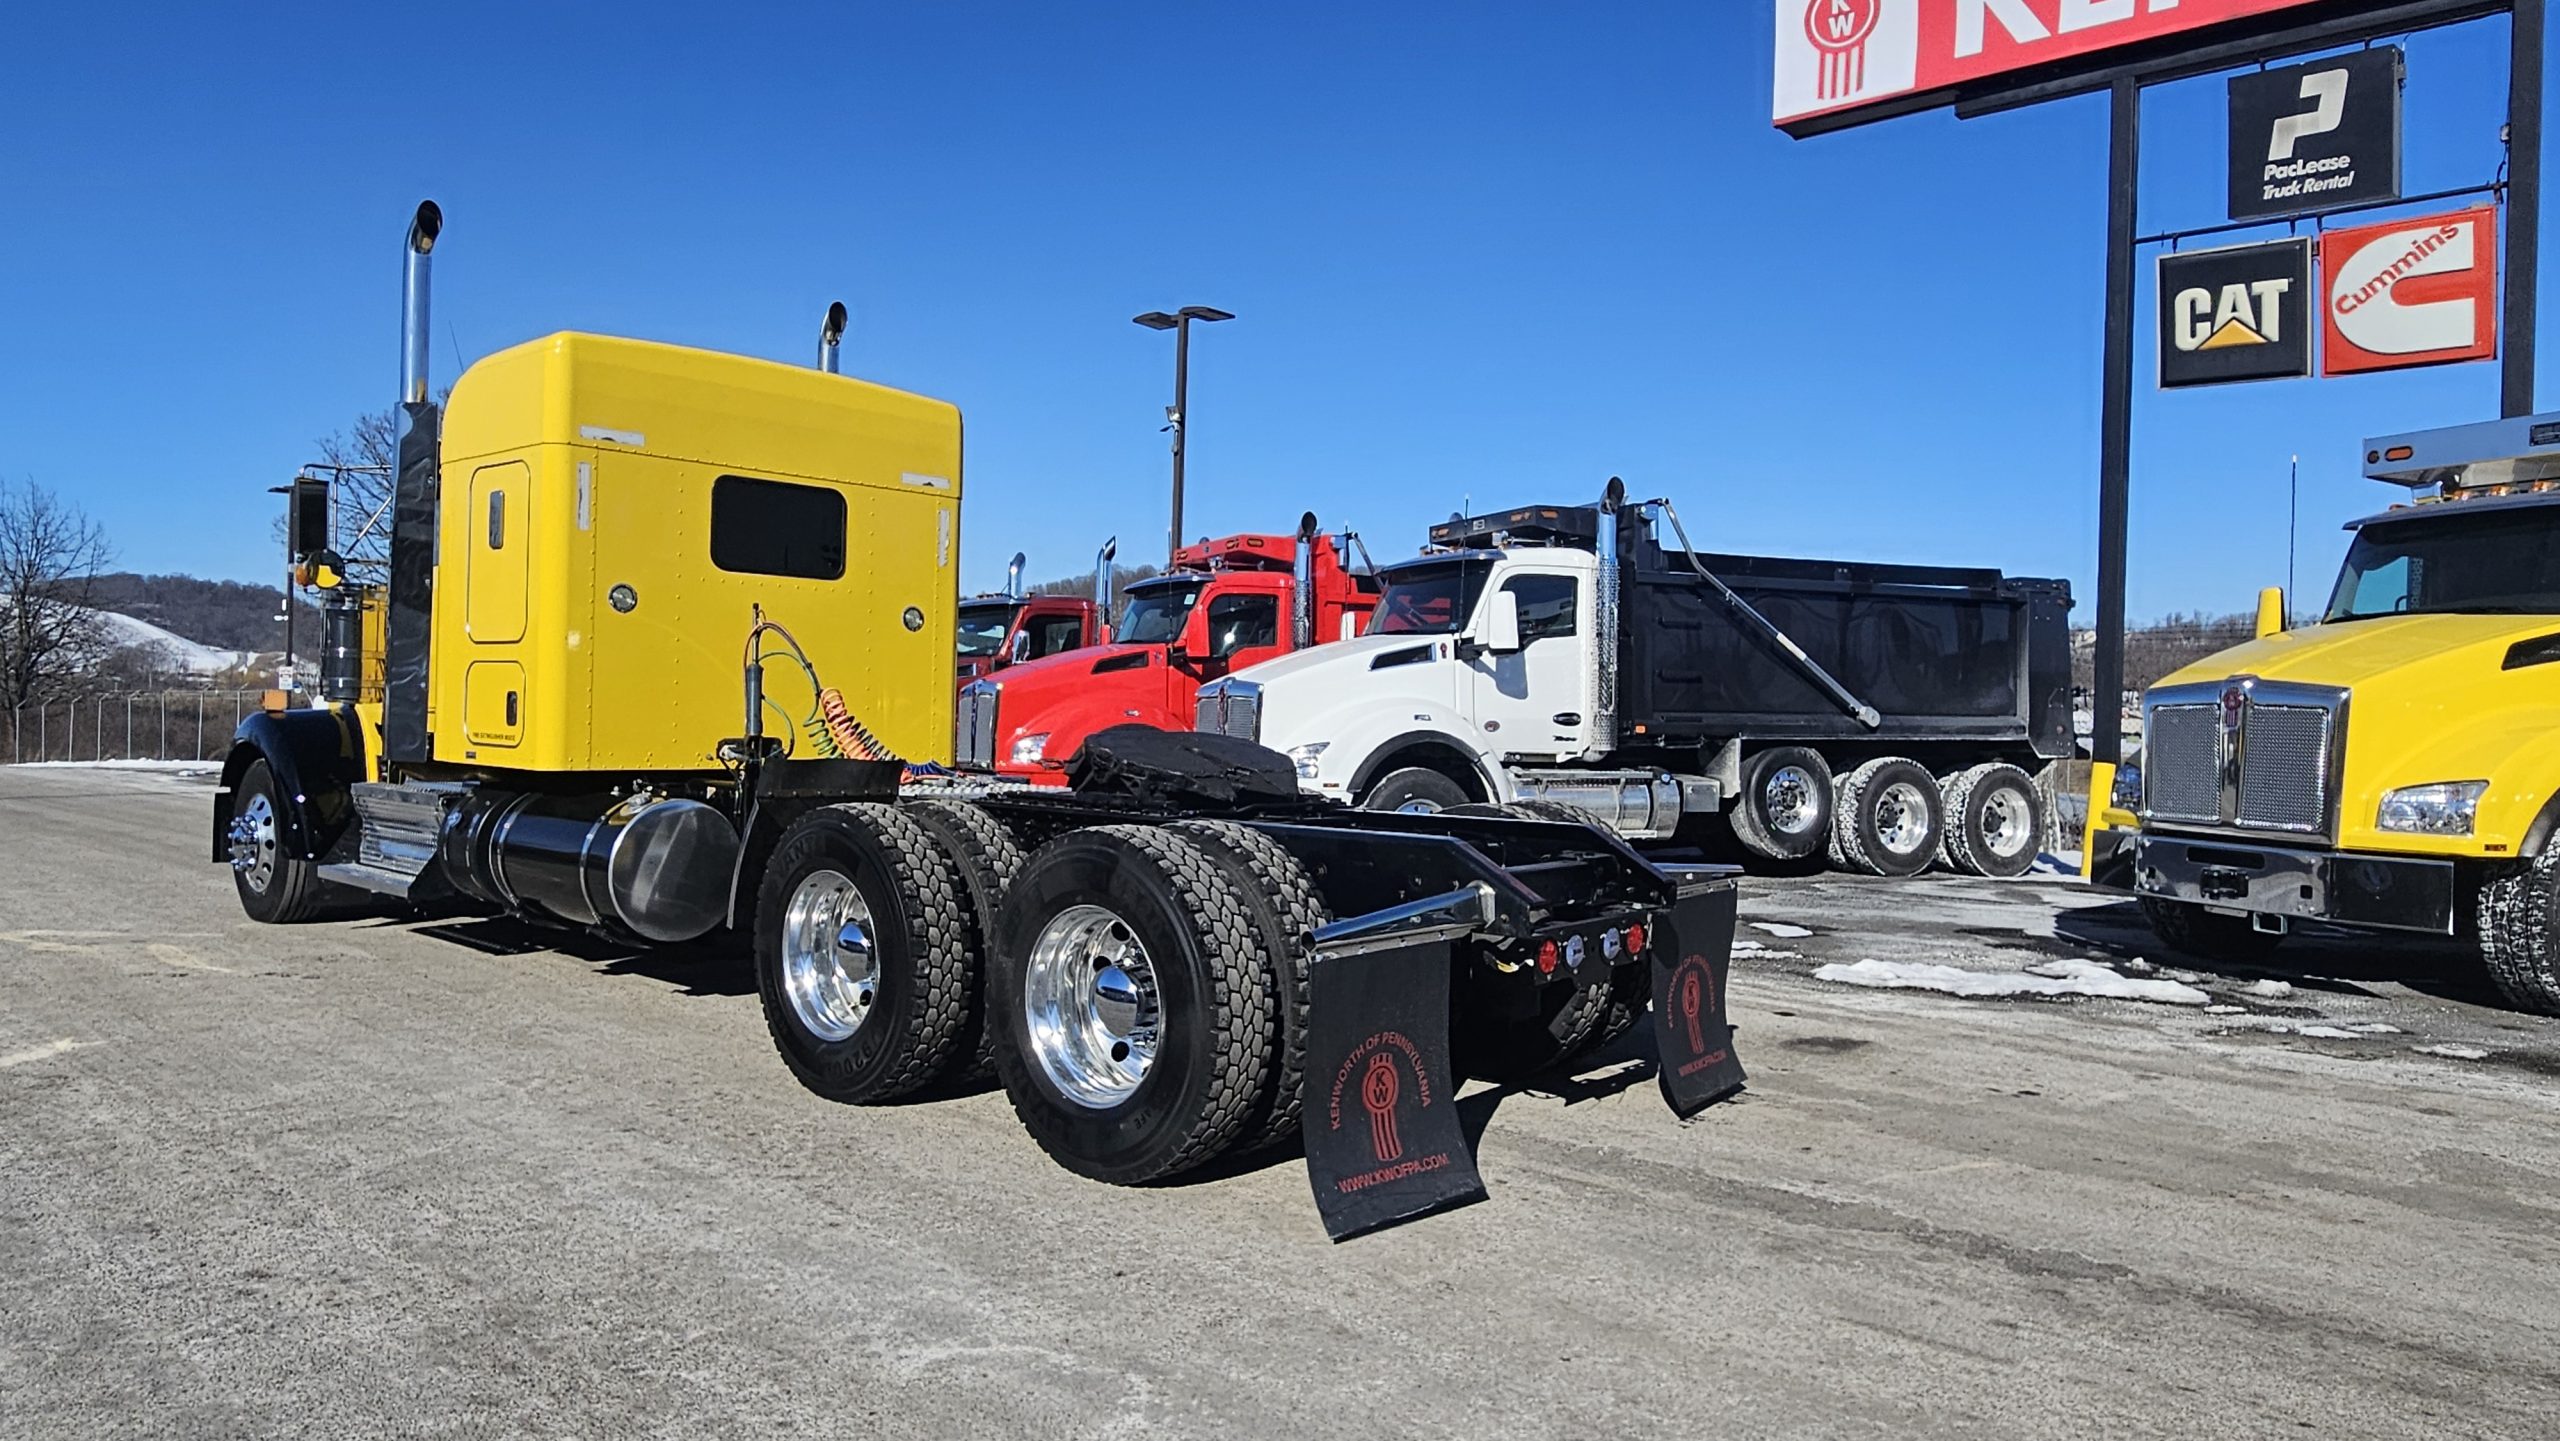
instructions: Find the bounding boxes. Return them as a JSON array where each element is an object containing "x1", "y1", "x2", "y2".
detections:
[
  {"x1": 956, "y1": 515, "x2": 1377, "y2": 780},
  {"x1": 954, "y1": 542, "x2": 1116, "y2": 682}
]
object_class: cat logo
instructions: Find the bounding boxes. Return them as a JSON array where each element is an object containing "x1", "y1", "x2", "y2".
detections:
[{"x1": 2157, "y1": 238, "x2": 2313, "y2": 389}]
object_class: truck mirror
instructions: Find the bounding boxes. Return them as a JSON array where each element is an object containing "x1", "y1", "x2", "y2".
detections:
[
  {"x1": 1010, "y1": 630, "x2": 1031, "y2": 665},
  {"x1": 2255, "y1": 587, "x2": 2287, "y2": 639},
  {"x1": 1484, "y1": 590, "x2": 1523, "y2": 654},
  {"x1": 288, "y1": 476, "x2": 332, "y2": 561}
]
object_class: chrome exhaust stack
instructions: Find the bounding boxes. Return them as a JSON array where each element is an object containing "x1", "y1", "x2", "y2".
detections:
[
  {"x1": 401, "y1": 201, "x2": 442, "y2": 405},
  {"x1": 1591, "y1": 478, "x2": 1624, "y2": 760},
  {"x1": 1093, "y1": 536, "x2": 1118, "y2": 628},
  {"x1": 1292, "y1": 511, "x2": 1319, "y2": 650},
  {"x1": 818, "y1": 301, "x2": 847, "y2": 374},
  {"x1": 1006, "y1": 551, "x2": 1027, "y2": 601}
]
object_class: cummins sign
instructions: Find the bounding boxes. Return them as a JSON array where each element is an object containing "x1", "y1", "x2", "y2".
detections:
[
  {"x1": 2319, "y1": 206, "x2": 2501, "y2": 375},
  {"x1": 1774, "y1": 0, "x2": 2332, "y2": 134}
]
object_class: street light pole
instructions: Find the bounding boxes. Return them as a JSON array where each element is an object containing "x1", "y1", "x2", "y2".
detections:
[{"x1": 1134, "y1": 305, "x2": 1233, "y2": 563}]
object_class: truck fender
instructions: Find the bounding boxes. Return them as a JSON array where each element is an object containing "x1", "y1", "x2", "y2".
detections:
[
  {"x1": 214, "y1": 708, "x2": 368, "y2": 864},
  {"x1": 1348, "y1": 729, "x2": 1497, "y2": 804},
  {"x1": 2523, "y1": 790, "x2": 2560, "y2": 860}
]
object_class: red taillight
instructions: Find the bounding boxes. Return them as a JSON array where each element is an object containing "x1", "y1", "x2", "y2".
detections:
[
  {"x1": 1625, "y1": 924, "x2": 1647, "y2": 955},
  {"x1": 1536, "y1": 940, "x2": 1559, "y2": 975}
]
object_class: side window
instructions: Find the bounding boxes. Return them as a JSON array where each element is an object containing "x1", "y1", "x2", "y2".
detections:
[
  {"x1": 1504, "y1": 573, "x2": 1578, "y2": 644},
  {"x1": 1206, "y1": 594, "x2": 1280, "y2": 658},
  {"x1": 1028, "y1": 614, "x2": 1085, "y2": 659},
  {"x1": 710, "y1": 475, "x2": 846, "y2": 580}
]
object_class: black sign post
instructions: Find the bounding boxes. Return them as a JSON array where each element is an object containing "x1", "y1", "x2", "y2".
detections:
[
  {"x1": 2228, "y1": 47, "x2": 2405, "y2": 221},
  {"x1": 2157, "y1": 239, "x2": 2315, "y2": 388}
]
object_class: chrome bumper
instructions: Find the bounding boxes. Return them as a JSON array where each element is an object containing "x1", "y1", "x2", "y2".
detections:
[{"x1": 2088, "y1": 829, "x2": 2457, "y2": 934}]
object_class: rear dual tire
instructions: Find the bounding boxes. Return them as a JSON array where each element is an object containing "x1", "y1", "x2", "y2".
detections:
[
  {"x1": 1938, "y1": 763, "x2": 2044, "y2": 879},
  {"x1": 1829, "y1": 757, "x2": 1944, "y2": 878}
]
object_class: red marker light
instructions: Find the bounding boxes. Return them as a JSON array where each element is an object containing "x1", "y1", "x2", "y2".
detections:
[
  {"x1": 1625, "y1": 924, "x2": 1646, "y2": 955},
  {"x1": 1536, "y1": 940, "x2": 1559, "y2": 975}
]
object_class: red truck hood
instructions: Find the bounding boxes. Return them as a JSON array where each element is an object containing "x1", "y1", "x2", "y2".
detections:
[{"x1": 979, "y1": 642, "x2": 1180, "y2": 776}]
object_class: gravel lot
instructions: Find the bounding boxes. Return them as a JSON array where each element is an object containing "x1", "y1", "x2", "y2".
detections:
[{"x1": 4, "y1": 764, "x2": 2558, "y2": 1439}]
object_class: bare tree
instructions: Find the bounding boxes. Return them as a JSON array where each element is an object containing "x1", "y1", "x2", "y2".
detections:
[
  {"x1": 0, "y1": 478, "x2": 114, "y2": 708},
  {"x1": 306, "y1": 405, "x2": 401, "y2": 581}
]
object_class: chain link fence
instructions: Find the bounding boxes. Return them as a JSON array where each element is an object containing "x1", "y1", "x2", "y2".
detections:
[{"x1": 3, "y1": 691, "x2": 264, "y2": 766}]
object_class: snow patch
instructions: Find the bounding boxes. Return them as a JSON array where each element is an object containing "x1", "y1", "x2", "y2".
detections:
[
  {"x1": 1748, "y1": 922, "x2": 1813, "y2": 939},
  {"x1": 11, "y1": 759, "x2": 218, "y2": 774},
  {"x1": 2241, "y1": 979, "x2": 2295, "y2": 1000},
  {"x1": 2203, "y1": 1004, "x2": 2247, "y2": 1015},
  {"x1": 1730, "y1": 940, "x2": 1804, "y2": 961},
  {"x1": 2414, "y1": 1044, "x2": 2492, "y2": 1061},
  {"x1": 1814, "y1": 957, "x2": 2210, "y2": 1006}
]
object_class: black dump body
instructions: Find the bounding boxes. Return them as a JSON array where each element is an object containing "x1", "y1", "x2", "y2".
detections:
[{"x1": 1437, "y1": 502, "x2": 2075, "y2": 760}]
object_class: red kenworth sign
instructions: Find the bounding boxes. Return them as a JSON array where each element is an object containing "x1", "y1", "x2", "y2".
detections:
[{"x1": 1775, "y1": 0, "x2": 2333, "y2": 134}]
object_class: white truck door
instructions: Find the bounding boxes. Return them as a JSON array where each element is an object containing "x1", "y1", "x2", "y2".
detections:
[{"x1": 1464, "y1": 568, "x2": 1590, "y2": 763}]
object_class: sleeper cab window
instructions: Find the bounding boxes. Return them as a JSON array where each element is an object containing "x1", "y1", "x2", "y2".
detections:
[{"x1": 710, "y1": 475, "x2": 847, "y2": 581}]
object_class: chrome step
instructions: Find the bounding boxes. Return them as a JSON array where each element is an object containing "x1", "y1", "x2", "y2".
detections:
[
  {"x1": 349, "y1": 781, "x2": 470, "y2": 884},
  {"x1": 318, "y1": 861, "x2": 428, "y2": 897}
]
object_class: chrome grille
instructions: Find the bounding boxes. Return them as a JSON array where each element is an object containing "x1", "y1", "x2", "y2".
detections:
[
  {"x1": 2140, "y1": 679, "x2": 2344, "y2": 838},
  {"x1": 1196, "y1": 681, "x2": 1260, "y2": 742},
  {"x1": 2144, "y1": 705, "x2": 2222, "y2": 823},
  {"x1": 956, "y1": 682, "x2": 1000, "y2": 770},
  {"x1": 2235, "y1": 705, "x2": 2331, "y2": 832}
]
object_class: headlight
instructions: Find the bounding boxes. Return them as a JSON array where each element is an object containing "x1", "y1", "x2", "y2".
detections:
[
  {"x1": 2377, "y1": 780, "x2": 2488, "y2": 835},
  {"x1": 1284, "y1": 741, "x2": 1330, "y2": 781},
  {"x1": 1009, "y1": 732, "x2": 1052, "y2": 765},
  {"x1": 2110, "y1": 762, "x2": 2142, "y2": 811}
]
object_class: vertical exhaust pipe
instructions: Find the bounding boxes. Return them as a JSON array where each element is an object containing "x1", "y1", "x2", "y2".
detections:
[
  {"x1": 818, "y1": 301, "x2": 847, "y2": 374},
  {"x1": 1093, "y1": 536, "x2": 1118, "y2": 632},
  {"x1": 401, "y1": 202, "x2": 442, "y2": 405},
  {"x1": 1292, "y1": 512, "x2": 1319, "y2": 651},
  {"x1": 1591, "y1": 478, "x2": 1624, "y2": 760},
  {"x1": 1006, "y1": 551, "x2": 1026, "y2": 602}
]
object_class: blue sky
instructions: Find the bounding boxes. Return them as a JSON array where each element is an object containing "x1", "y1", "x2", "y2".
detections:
[{"x1": 0, "y1": 3, "x2": 2539, "y2": 621}]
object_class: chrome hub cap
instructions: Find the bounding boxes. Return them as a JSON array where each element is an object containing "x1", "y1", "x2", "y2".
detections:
[
  {"x1": 1394, "y1": 798, "x2": 1444, "y2": 815},
  {"x1": 781, "y1": 868, "x2": 879, "y2": 1043},
  {"x1": 229, "y1": 793, "x2": 277, "y2": 893},
  {"x1": 1024, "y1": 904, "x2": 1160, "y2": 1109},
  {"x1": 1874, "y1": 780, "x2": 1934, "y2": 856},
  {"x1": 1981, "y1": 787, "x2": 2034, "y2": 860},
  {"x1": 1762, "y1": 765, "x2": 1821, "y2": 836}
]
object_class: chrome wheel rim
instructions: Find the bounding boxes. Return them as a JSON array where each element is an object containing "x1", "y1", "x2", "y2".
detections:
[
  {"x1": 1394, "y1": 798, "x2": 1444, "y2": 815},
  {"x1": 1873, "y1": 780, "x2": 1934, "y2": 856},
  {"x1": 1981, "y1": 786, "x2": 2034, "y2": 860},
  {"x1": 229, "y1": 793, "x2": 277, "y2": 893},
  {"x1": 1762, "y1": 765, "x2": 1822, "y2": 836},
  {"x1": 1023, "y1": 904, "x2": 1160, "y2": 1109},
  {"x1": 781, "y1": 868, "x2": 879, "y2": 1043}
]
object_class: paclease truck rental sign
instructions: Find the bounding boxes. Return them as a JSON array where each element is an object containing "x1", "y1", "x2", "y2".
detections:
[{"x1": 1775, "y1": 0, "x2": 2332, "y2": 134}]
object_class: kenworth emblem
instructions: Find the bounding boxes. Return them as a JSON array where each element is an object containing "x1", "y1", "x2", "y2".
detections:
[
  {"x1": 2220, "y1": 682, "x2": 2249, "y2": 735},
  {"x1": 1804, "y1": 0, "x2": 1882, "y2": 100}
]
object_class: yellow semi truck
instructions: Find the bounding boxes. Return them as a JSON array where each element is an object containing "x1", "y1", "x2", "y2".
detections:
[
  {"x1": 2090, "y1": 414, "x2": 2560, "y2": 1012},
  {"x1": 215, "y1": 203, "x2": 1748, "y2": 1236}
]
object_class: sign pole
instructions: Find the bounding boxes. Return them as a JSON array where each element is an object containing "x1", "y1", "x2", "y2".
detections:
[
  {"x1": 2508, "y1": 0, "x2": 2544, "y2": 416},
  {"x1": 2095, "y1": 76, "x2": 2141, "y2": 770}
]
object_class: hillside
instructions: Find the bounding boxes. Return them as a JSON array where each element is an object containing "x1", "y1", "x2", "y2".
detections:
[{"x1": 87, "y1": 573, "x2": 315, "y2": 655}]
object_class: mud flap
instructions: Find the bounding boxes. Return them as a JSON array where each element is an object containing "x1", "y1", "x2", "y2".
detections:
[
  {"x1": 1300, "y1": 936, "x2": 1487, "y2": 1242},
  {"x1": 1652, "y1": 879, "x2": 1747, "y2": 1117}
]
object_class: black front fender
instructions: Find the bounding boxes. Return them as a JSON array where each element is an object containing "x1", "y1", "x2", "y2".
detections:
[{"x1": 214, "y1": 708, "x2": 368, "y2": 863}]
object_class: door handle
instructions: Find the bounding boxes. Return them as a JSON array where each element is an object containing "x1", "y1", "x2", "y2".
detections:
[{"x1": 1552, "y1": 712, "x2": 1582, "y2": 726}]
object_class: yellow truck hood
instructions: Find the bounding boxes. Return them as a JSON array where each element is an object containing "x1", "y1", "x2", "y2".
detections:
[{"x1": 2157, "y1": 613, "x2": 2560, "y2": 855}]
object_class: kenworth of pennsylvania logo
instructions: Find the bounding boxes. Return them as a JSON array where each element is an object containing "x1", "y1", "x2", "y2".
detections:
[{"x1": 1775, "y1": 0, "x2": 2332, "y2": 134}]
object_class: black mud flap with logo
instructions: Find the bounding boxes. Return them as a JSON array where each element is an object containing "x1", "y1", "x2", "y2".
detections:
[
  {"x1": 1300, "y1": 936, "x2": 1487, "y2": 1242},
  {"x1": 1652, "y1": 879, "x2": 1747, "y2": 1117}
]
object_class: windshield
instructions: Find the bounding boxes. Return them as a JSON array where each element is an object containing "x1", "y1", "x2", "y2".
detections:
[
  {"x1": 956, "y1": 602, "x2": 1018, "y2": 658},
  {"x1": 1117, "y1": 580, "x2": 1205, "y2": 645},
  {"x1": 1371, "y1": 559, "x2": 1494, "y2": 636},
  {"x1": 2324, "y1": 503, "x2": 2560, "y2": 620}
]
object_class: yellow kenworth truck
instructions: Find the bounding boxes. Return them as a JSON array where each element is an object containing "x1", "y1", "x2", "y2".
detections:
[
  {"x1": 2091, "y1": 413, "x2": 2560, "y2": 1013},
  {"x1": 214, "y1": 204, "x2": 1746, "y2": 1237}
]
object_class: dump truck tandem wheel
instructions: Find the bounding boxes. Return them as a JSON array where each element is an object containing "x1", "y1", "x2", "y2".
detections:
[
  {"x1": 1938, "y1": 763, "x2": 2043, "y2": 879},
  {"x1": 2139, "y1": 895, "x2": 2285, "y2": 966},
  {"x1": 2478, "y1": 854, "x2": 2560, "y2": 1015},
  {"x1": 1169, "y1": 819, "x2": 1330, "y2": 1152},
  {"x1": 1830, "y1": 757, "x2": 1943, "y2": 878},
  {"x1": 1731, "y1": 747, "x2": 1834, "y2": 862},
  {"x1": 755, "y1": 803, "x2": 973, "y2": 1104},
  {"x1": 228, "y1": 758, "x2": 343, "y2": 924},
  {"x1": 903, "y1": 799, "x2": 1027, "y2": 1080},
  {"x1": 990, "y1": 825, "x2": 1277, "y2": 1184}
]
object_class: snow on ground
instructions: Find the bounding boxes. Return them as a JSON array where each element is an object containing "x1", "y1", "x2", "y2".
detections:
[
  {"x1": 1748, "y1": 922, "x2": 1812, "y2": 939},
  {"x1": 10, "y1": 759, "x2": 219, "y2": 773},
  {"x1": 87, "y1": 610, "x2": 258, "y2": 676},
  {"x1": 1814, "y1": 957, "x2": 2211, "y2": 1006},
  {"x1": 2416, "y1": 1044, "x2": 2494, "y2": 1060}
]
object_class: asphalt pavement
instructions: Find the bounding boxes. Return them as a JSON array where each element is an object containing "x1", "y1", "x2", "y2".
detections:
[{"x1": 4, "y1": 764, "x2": 2556, "y2": 1439}]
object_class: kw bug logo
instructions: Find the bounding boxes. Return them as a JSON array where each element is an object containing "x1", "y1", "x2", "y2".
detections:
[
  {"x1": 1324, "y1": 1031, "x2": 1451, "y2": 1194},
  {"x1": 1361, "y1": 1052, "x2": 1403, "y2": 1163},
  {"x1": 1773, "y1": 0, "x2": 1916, "y2": 117},
  {"x1": 1804, "y1": 0, "x2": 1881, "y2": 99},
  {"x1": 2321, "y1": 206, "x2": 2499, "y2": 375},
  {"x1": 1668, "y1": 954, "x2": 1729, "y2": 1078}
]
